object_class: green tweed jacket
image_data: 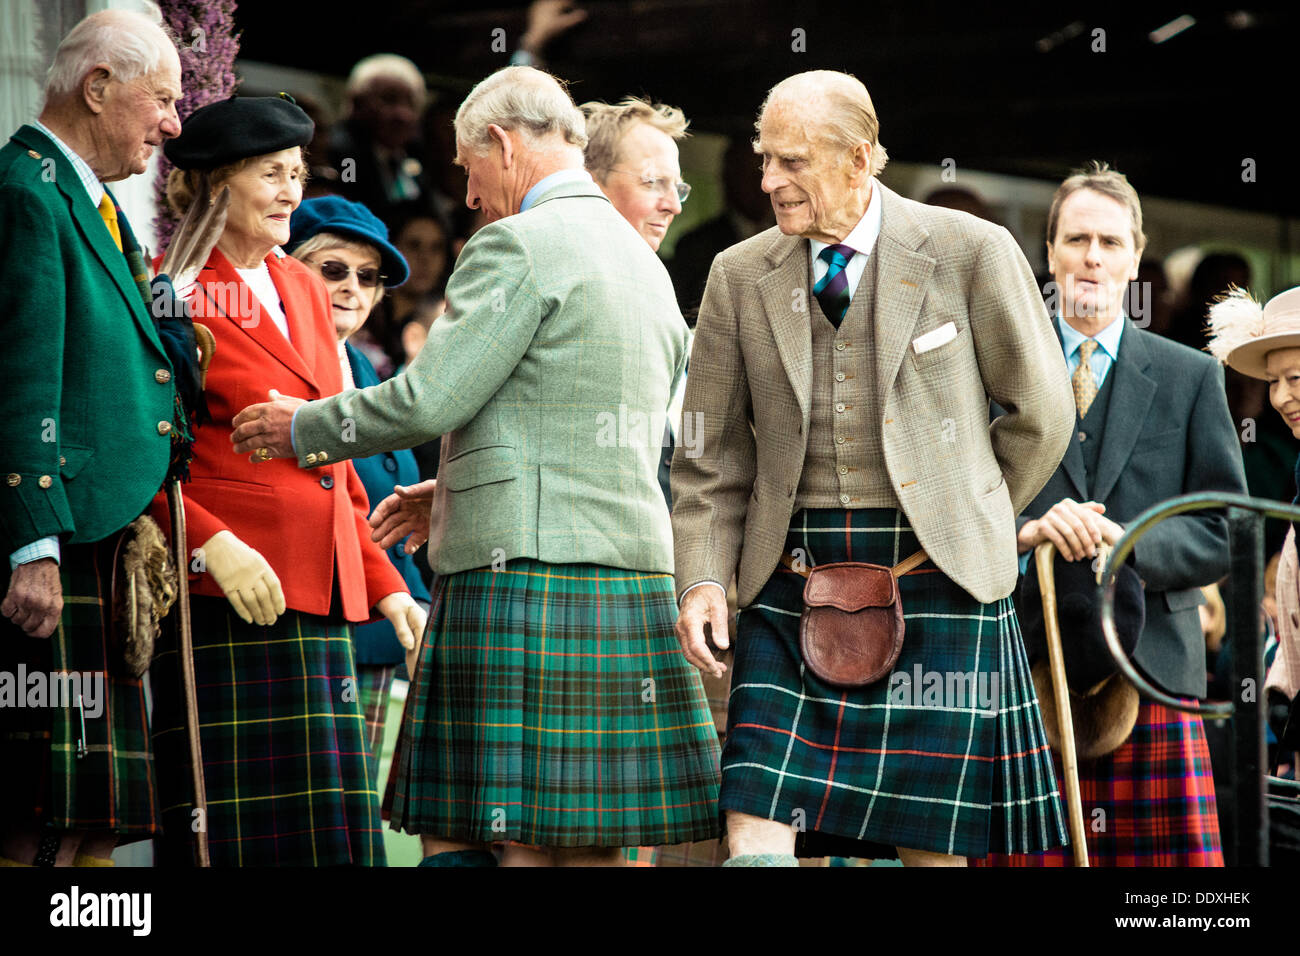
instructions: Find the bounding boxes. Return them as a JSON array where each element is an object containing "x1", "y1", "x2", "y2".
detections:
[
  {"x1": 0, "y1": 125, "x2": 174, "y2": 557},
  {"x1": 294, "y1": 178, "x2": 690, "y2": 575}
]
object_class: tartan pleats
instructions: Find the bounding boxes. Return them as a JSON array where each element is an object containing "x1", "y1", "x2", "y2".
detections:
[
  {"x1": 357, "y1": 663, "x2": 396, "y2": 783},
  {"x1": 720, "y1": 508, "x2": 1067, "y2": 857},
  {"x1": 0, "y1": 539, "x2": 160, "y2": 838},
  {"x1": 385, "y1": 559, "x2": 722, "y2": 846},
  {"x1": 975, "y1": 698, "x2": 1224, "y2": 866},
  {"x1": 151, "y1": 595, "x2": 385, "y2": 866}
]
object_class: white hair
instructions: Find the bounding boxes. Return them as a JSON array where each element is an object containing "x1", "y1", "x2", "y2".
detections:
[
  {"x1": 344, "y1": 53, "x2": 427, "y2": 115},
  {"x1": 454, "y1": 66, "x2": 587, "y2": 156},
  {"x1": 43, "y1": 5, "x2": 176, "y2": 100}
]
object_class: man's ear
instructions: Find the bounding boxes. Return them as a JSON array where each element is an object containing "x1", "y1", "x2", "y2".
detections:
[
  {"x1": 1045, "y1": 241, "x2": 1056, "y2": 277},
  {"x1": 487, "y1": 124, "x2": 513, "y2": 168},
  {"x1": 82, "y1": 66, "x2": 112, "y2": 114},
  {"x1": 849, "y1": 142, "x2": 870, "y2": 186}
]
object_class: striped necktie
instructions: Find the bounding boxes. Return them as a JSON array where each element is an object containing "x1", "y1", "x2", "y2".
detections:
[
  {"x1": 97, "y1": 193, "x2": 122, "y2": 252},
  {"x1": 813, "y1": 243, "x2": 855, "y2": 328}
]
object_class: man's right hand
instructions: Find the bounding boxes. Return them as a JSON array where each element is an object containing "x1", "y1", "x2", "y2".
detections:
[
  {"x1": 675, "y1": 584, "x2": 729, "y2": 678},
  {"x1": 369, "y1": 480, "x2": 437, "y2": 553},
  {"x1": 1, "y1": 558, "x2": 62, "y2": 638},
  {"x1": 1018, "y1": 498, "x2": 1111, "y2": 561}
]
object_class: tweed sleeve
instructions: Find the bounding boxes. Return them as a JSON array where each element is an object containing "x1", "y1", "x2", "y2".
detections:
[{"x1": 293, "y1": 221, "x2": 544, "y2": 465}]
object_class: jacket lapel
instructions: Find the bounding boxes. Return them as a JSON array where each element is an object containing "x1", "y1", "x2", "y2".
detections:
[
  {"x1": 1090, "y1": 318, "x2": 1156, "y2": 503},
  {"x1": 1050, "y1": 317, "x2": 1089, "y2": 497},
  {"x1": 872, "y1": 184, "x2": 935, "y2": 411},
  {"x1": 757, "y1": 230, "x2": 813, "y2": 422},
  {"x1": 15, "y1": 126, "x2": 161, "y2": 350},
  {"x1": 195, "y1": 248, "x2": 318, "y2": 390}
]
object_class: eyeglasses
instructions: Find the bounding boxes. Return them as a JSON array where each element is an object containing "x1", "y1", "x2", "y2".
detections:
[
  {"x1": 311, "y1": 259, "x2": 386, "y2": 288},
  {"x1": 601, "y1": 168, "x2": 691, "y2": 203}
]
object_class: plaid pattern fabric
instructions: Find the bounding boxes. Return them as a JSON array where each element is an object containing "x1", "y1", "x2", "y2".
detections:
[
  {"x1": 974, "y1": 699, "x2": 1224, "y2": 866},
  {"x1": 720, "y1": 508, "x2": 1067, "y2": 858},
  {"x1": 0, "y1": 538, "x2": 160, "y2": 838},
  {"x1": 151, "y1": 595, "x2": 385, "y2": 866},
  {"x1": 358, "y1": 664, "x2": 396, "y2": 782},
  {"x1": 386, "y1": 559, "x2": 722, "y2": 847}
]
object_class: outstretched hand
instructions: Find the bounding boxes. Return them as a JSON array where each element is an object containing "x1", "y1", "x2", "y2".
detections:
[{"x1": 370, "y1": 479, "x2": 437, "y2": 553}]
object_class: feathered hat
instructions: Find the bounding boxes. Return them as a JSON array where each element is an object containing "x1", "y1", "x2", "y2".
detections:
[{"x1": 1206, "y1": 285, "x2": 1300, "y2": 380}]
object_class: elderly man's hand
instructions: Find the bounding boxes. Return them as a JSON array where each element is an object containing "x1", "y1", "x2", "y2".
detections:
[
  {"x1": 230, "y1": 389, "x2": 306, "y2": 462},
  {"x1": 1018, "y1": 498, "x2": 1116, "y2": 562},
  {"x1": 369, "y1": 480, "x2": 437, "y2": 553},
  {"x1": 1, "y1": 558, "x2": 62, "y2": 639},
  {"x1": 675, "y1": 583, "x2": 729, "y2": 678}
]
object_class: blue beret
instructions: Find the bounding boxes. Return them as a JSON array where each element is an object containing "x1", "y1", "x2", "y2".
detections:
[
  {"x1": 165, "y1": 94, "x2": 314, "y2": 170},
  {"x1": 288, "y1": 196, "x2": 409, "y2": 288}
]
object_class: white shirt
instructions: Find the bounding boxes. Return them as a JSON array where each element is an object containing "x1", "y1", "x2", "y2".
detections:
[
  {"x1": 236, "y1": 261, "x2": 290, "y2": 343},
  {"x1": 808, "y1": 180, "x2": 883, "y2": 301}
]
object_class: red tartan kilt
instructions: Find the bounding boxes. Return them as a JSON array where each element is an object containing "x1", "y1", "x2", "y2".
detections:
[{"x1": 973, "y1": 698, "x2": 1224, "y2": 867}]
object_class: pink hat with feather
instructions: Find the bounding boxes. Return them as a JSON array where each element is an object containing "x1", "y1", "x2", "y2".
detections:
[{"x1": 1207, "y1": 286, "x2": 1300, "y2": 380}]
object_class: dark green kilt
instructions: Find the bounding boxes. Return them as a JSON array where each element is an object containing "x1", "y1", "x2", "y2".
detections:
[
  {"x1": 386, "y1": 559, "x2": 722, "y2": 847},
  {"x1": 151, "y1": 595, "x2": 385, "y2": 866},
  {"x1": 0, "y1": 539, "x2": 160, "y2": 840},
  {"x1": 721, "y1": 508, "x2": 1067, "y2": 858}
]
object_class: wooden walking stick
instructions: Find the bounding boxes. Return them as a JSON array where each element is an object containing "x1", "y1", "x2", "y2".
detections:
[{"x1": 1034, "y1": 541, "x2": 1090, "y2": 867}]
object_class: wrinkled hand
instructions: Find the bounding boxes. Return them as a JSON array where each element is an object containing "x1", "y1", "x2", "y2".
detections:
[
  {"x1": 230, "y1": 389, "x2": 307, "y2": 462},
  {"x1": 521, "y1": 0, "x2": 588, "y2": 54},
  {"x1": 369, "y1": 480, "x2": 437, "y2": 553},
  {"x1": 1019, "y1": 499, "x2": 1122, "y2": 562},
  {"x1": 201, "y1": 530, "x2": 286, "y2": 626},
  {"x1": 376, "y1": 592, "x2": 427, "y2": 678},
  {"x1": 1, "y1": 558, "x2": 62, "y2": 638},
  {"x1": 675, "y1": 584, "x2": 729, "y2": 678}
]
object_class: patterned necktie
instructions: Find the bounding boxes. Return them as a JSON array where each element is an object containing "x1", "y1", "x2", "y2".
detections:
[
  {"x1": 97, "y1": 193, "x2": 122, "y2": 252},
  {"x1": 1073, "y1": 339, "x2": 1099, "y2": 418},
  {"x1": 813, "y1": 243, "x2": 856, "y2": 328}
]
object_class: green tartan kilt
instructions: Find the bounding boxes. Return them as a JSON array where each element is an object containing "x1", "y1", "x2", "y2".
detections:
[
  {"x1": 721, "y1": 508, "x2": 1068, "y2": 858},
  {"x1": 0, "y1": 538, "x2": 160, "y2": 839},
  {"x1": 386, "y1": 559, "x2": 722, "y2": 847},
  {"x1": 150, "y1": 595, "x2": 385, "y2": 866}
]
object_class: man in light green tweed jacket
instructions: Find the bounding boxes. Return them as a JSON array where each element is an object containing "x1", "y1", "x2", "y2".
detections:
[{"x1": 234, "y1": 66, "x2": 721, "y2": 866}]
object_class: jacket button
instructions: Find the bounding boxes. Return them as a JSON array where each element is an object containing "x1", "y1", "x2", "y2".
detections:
[
  {"x1": 839, "y1": 493, "x2": 850, "y2": 504},
  {"x1": 835, "y1": 342, "x2": 846, "y2": 351},
  {"x1": 59, "y1": 456, "x2": 66, "y2": 467},
  {"x1": 155, "y1": 369, "x2": 172, "y2": 384},
  {"x1": 305, "y1": 453, "x2": 317, "y2": 465},
  {"x1": 157, "y1": 421, "x2": 171, "y2": 436},
  {"x1": 320, "y1": 474, "x2": 334, "y2": 490},
  {"x1": 835, "y1": 371, "x2": 846, "y2": 382},
  {"x1": 27, "y1": 149, "x2": 40, "y2": 160},
  {"x1": 318, "y1": 451, "x2": 329, "y2": 462},
  {"x1": 38, "y1": 475, "x2": 52, "y2": 488},
  {"x1": 1078, "y1": 430, "x2": 1087, "y2": 442},
  {"x1": 6, "y1": 474, "x2": 20, "y2": 487},
  {"x1": 384, "y1": 458, "x2": 397, "y2": 473}
]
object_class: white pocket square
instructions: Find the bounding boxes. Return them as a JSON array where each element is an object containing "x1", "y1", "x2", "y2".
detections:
[{"x1": 912, "y1": 322, "x2": 957, "y2": 355}]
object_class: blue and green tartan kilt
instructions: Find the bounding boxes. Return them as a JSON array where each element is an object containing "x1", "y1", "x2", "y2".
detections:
[
  {"x1": 151, "y1": 595, "x2": 385, "y2": 866},
  {"x1": 721, "y1": 508, "x2": 1068, "y2": 858},
  {"x1": 0, "y1": 538, "x2": 160, "y2": 840},
  {"x1": 357, "y1": 663, "x2": 396, "y2": 783},
  {"x1": 385, "y1": 559, "x2": 722, "y2": 847}
]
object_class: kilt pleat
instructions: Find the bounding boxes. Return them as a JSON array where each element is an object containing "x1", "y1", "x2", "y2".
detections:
[
  {"x1": 151, "y1": 595, "x2": 385, "y2": 866},
  {"x1": 357, "y1": 663, "x2": 396, "y2": 783},
  {"x1": 0, "y1": 539, "x2": 160, "y2": 838},
  {"x1": 385, "y1": 559, "x2": 722, "y2": 847},
  {"x1": 975, "y1": 698, "x2": 1224, "y2": 866},
  {"x1": 720, "y1": 508, "x2": 1067, "y2": 858}
]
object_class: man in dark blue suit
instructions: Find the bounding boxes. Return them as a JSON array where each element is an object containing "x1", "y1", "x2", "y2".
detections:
[{"x1": 982, "y1": 164, "x2": 1247, "y2": 866}]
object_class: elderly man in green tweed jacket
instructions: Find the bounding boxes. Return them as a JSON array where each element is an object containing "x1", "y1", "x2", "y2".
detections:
[
  {"x1": 0, "y1": 9, "x2": 181, "y2": 867},
  {"x1": 233, "y1": 66, "x2": 721, "y2": 867}
]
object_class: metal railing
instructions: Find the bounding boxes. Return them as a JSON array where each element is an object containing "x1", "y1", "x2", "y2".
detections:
[{"x1": 1099, "y1": 491, "x2": 1300, "y2": 866}]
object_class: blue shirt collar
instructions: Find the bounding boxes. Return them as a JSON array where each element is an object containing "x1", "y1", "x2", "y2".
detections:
[
  {"x1": 1057, "y1": 312, "x2": 1125, "y2": 363},
  {"x1": 520, "y1": 169, "x2": 593, "y2": 213}
]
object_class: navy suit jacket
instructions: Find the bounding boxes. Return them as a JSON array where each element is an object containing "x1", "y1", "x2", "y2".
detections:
[
  {"x1": 346, "y1": 342, "x2": 431, "y2": 666},
  {"x1": 1017, "y1": 318, "x2": 1248, "y2": 698}
]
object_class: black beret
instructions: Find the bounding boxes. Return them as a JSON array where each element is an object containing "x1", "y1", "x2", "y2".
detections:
[{"x1": 165, "y1": 94, "x2": 314, "y2": 171}]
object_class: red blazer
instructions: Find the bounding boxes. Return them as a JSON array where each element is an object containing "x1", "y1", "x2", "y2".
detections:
[{"x1": 150, "y1": 247, "x2": 405, "y2": 622}]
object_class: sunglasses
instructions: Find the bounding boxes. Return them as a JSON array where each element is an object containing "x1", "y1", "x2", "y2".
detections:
[{"x1": 312, "y1": 259, "x2": 386, "y2": 288}]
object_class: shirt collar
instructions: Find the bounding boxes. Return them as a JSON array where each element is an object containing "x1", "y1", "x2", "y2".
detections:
[
  {"x1": 1057, "y1": 312, "x2": 1126, "y2": 362},
  {"x1": 520, "y1": 169, "x2": 593, "y2": 213},
  {"x1": 809, "y1": 179, "x2": 882, "y2": 264},
  {"x1": 33, "y1": 119, "x2": 103, "y2": 207}
]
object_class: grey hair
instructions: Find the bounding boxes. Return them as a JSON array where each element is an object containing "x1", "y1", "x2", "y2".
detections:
[
  {"x1": 43, "y1": 4, "x2": 177, "y2": 100},
  {"x1": 454, "y1": 66, "x2": 587, "y2": 157},
  {"x1": 757, "y1": 70, "x2": 889, "y2": 177},
  {"x1": 344, "y1": 53, "x2": 427, "y2": 117}
]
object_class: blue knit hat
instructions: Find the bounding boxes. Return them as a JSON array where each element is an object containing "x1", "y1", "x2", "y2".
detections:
[{"x1": 288, "y1": 195, "x2": 409, "y2": 287}]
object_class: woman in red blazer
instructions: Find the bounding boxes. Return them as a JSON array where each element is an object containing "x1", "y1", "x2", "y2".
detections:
[{"x1": 148, "y1": 96, "x2": 423, "y2": 867}]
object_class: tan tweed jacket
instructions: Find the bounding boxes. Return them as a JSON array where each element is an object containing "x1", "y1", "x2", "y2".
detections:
[{"x1": 670, "y1": 182, "x2": 1074, "y2": 606}]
